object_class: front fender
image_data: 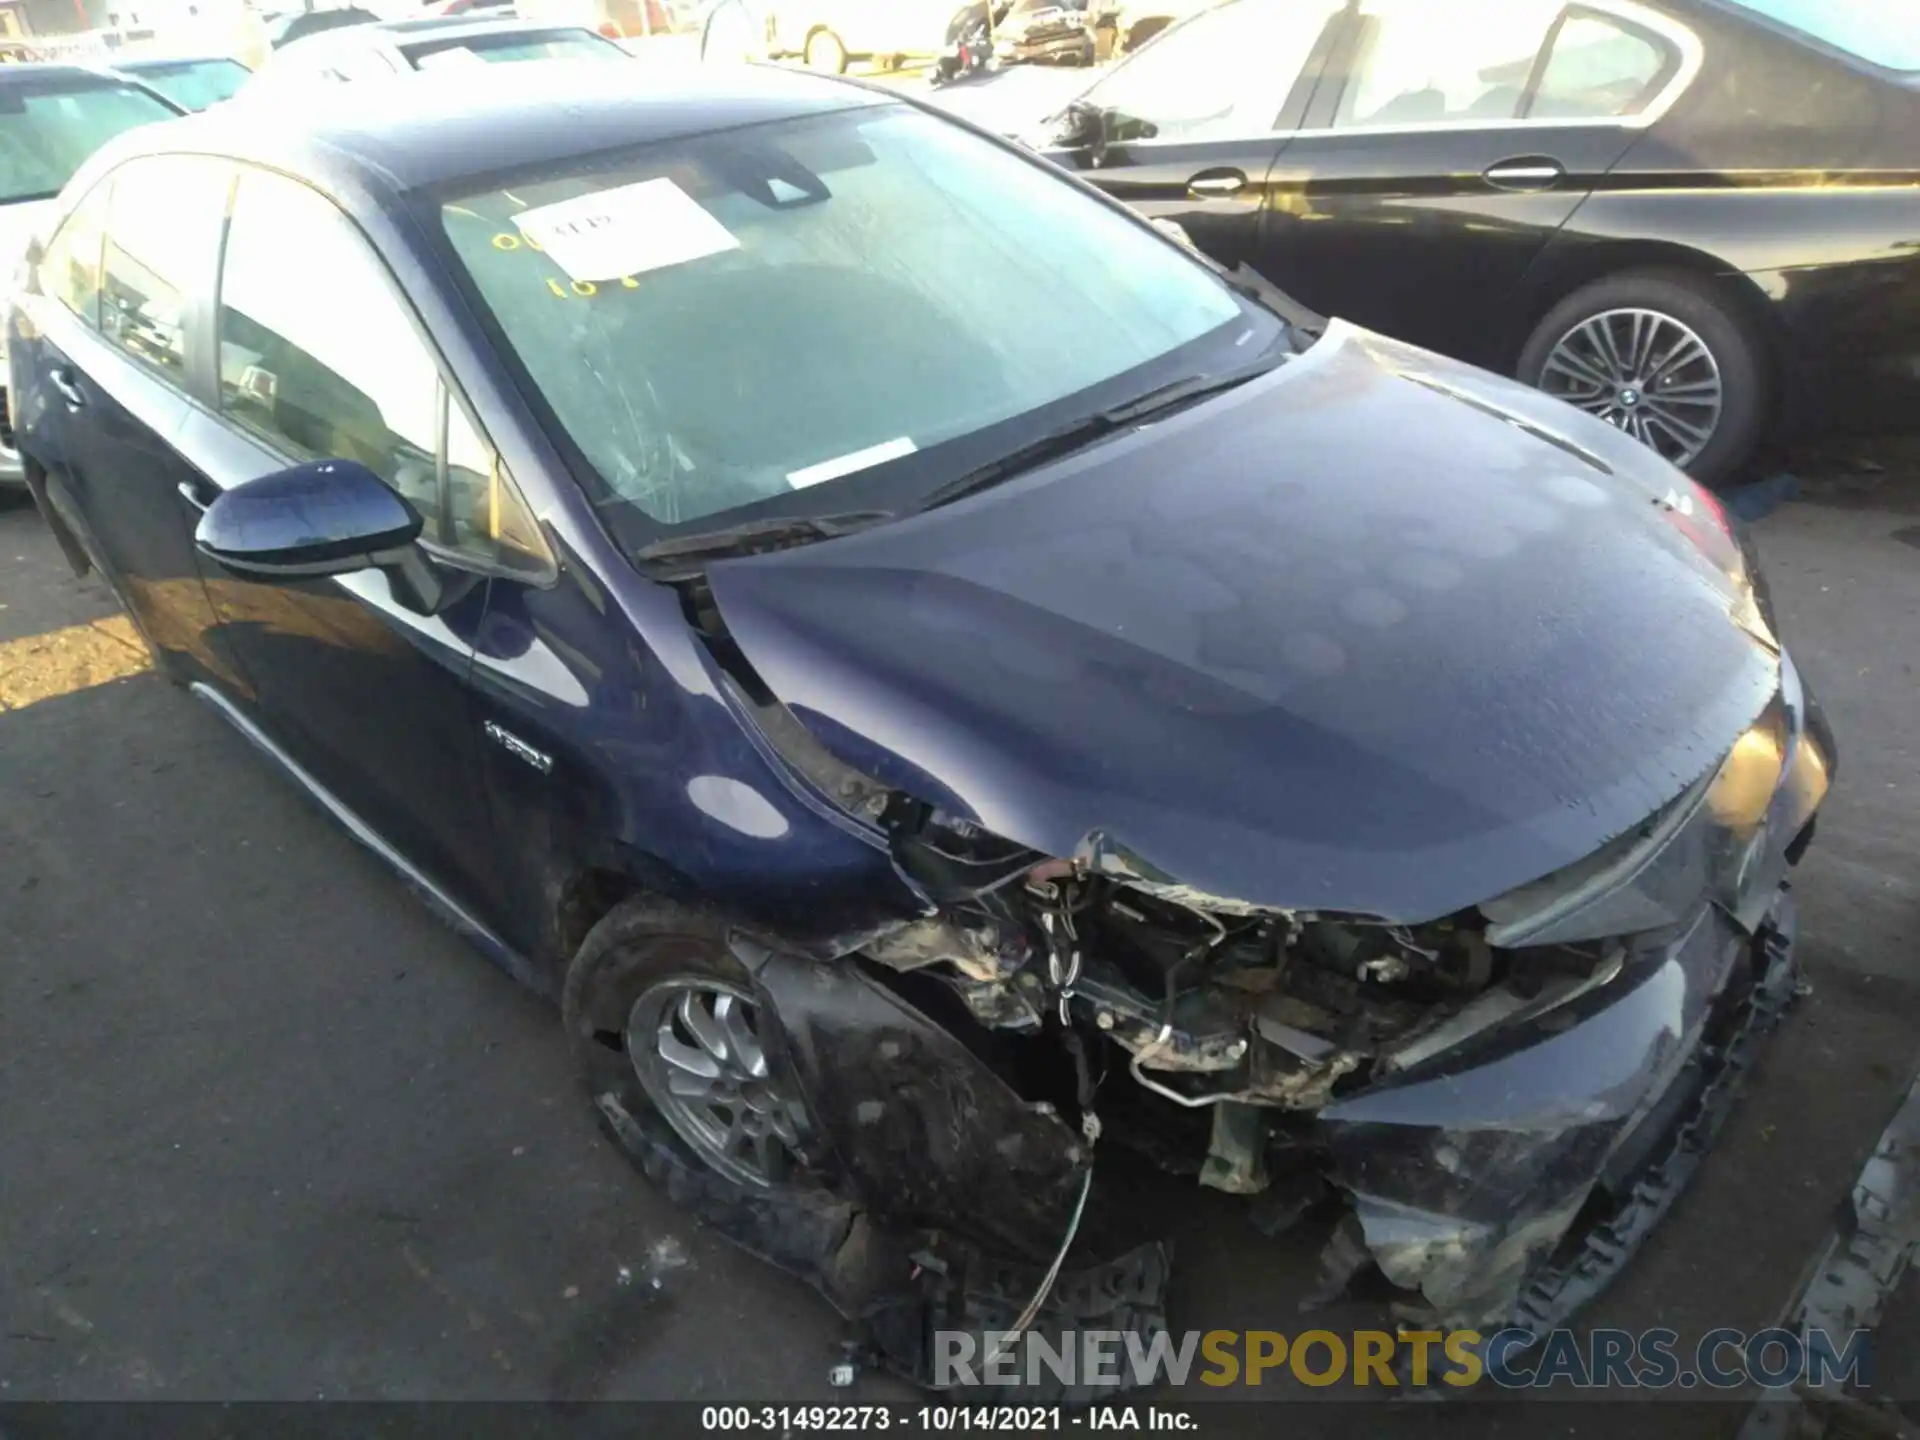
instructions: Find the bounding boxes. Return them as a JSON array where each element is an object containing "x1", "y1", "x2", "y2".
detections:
[{"x1": 734, "y1": 935, "x2": 1087, "y2": 1265}]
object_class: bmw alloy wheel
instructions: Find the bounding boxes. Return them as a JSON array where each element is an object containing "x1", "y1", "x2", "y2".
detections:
[
  {"x1": 628, "y1": 978, "x2": 801, "y2": 1188},
  {"x1": 1539, "y1": 307, "x2": 1725, "y2": 469}
]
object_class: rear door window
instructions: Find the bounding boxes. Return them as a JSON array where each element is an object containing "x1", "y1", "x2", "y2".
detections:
[{"x1": 1338, "y1": 0, "x2": 1562, "y2": 127}]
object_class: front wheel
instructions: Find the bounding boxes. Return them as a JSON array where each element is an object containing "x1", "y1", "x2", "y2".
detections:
[
  {"x1": 1516, "y1": 270, "x2": 1768, "y2": 487},
  {"x1": 563, "y1": 898, "x2": 817, "y2": 1192}
]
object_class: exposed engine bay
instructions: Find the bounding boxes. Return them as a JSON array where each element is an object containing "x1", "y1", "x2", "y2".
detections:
[
  {"x1": 671, "y1": 518, "x2": 1830, "y2": 1361},
  {"x1": 864, "y1": 818, "x2": 1622, "y2": 1184}
]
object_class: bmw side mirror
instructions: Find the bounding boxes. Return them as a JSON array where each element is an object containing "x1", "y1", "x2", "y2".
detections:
[{"x1": 194, "y1": 459, "x2": 464, "y2": 614}]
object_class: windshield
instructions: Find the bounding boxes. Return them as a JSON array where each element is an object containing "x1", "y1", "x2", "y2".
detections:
[
  {"x1": 437, "y1": 101, "x2": 1266, "y2": 541},
  {"x1": 1728, "y1": 0, "x2": 1920, "y2": 70},
  {"x1": 126, "y1": 59, "x2": 251, "y2": 110},
  {"x1": 405, "y1": 28, "x2": 626, "y2": 66},
  {"x1": 0, "y1": 79, "x2": 178, "y2": 206}
]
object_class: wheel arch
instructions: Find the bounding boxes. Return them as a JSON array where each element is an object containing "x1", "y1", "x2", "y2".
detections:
[
  {"x1": 1510, "y1": 239, "x2": 1787, "y2": 402},
  {"x1": 553, "y1": 863, "x2": 649, "y2": 970}
]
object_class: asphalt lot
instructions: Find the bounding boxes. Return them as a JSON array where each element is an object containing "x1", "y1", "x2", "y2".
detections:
[{"x1": 1, "y1": 435, "x2": 1917, "y2": 1426}]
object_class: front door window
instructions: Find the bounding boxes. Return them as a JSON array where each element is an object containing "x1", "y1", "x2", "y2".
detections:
[{"x1": 215, "y1": 168, "x2": 546, "y2": 574}]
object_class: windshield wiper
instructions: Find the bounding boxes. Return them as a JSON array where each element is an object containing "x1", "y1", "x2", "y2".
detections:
[
  {"x1": 1222, "y1": 263, "x2": 1327, "y2": 340},
  {"x1": 1102, "y1": 353, "x2": 1291, "y2": 424},
  {"x1": 913, "y1": 355, "x2": 1288, "y2": 515},
  {"x1": 634, "y1": 509, "x2": 894, "y2": 580}
]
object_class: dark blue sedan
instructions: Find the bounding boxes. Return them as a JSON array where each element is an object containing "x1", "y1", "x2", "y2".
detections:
[{"x1": 6, "y1": 59, "x2": 1835, "y2": 1383}]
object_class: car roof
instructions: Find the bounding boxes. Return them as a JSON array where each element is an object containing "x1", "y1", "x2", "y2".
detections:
[{"x1": 131, "y1": 60, "x2": 890, "y2": 195}]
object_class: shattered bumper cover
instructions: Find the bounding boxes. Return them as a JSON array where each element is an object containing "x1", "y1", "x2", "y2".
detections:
[
  {"x1": 1312, "y1": 651, "x2": 1832, "y2": 1332},
  {"x1": 1322, "y1": 893, "x2": 1800, "y2": 1330}
]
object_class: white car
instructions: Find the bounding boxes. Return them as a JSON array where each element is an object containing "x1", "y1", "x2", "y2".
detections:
[
  {"x1": 0, "y1": 64, "x2": 182, "y2": 489},
  {"x1": 235, "y1": 15, "x2": 627, "y2": 97}
]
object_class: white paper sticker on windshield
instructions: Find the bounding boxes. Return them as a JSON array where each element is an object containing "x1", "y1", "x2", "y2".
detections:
[
  {"x1": 787, "y1": 438, "x2": 918, "y2": 489},
  {"x1": 512, "y1": 178, "x2": 739, "y2": 283}
]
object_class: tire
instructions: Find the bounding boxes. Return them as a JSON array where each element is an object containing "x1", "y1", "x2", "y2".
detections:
[
  {"x1": 1516, "y1": 269, "x2": 1769, "y2": 488},
  {"x1": 803, "y1": 26, "x2": 847, "y2": 72},
  {"x1": 563, "y1": 896, "x2": 823, "y2": 1195}
]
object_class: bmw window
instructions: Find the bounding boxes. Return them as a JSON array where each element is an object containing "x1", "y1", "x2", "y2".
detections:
[{"x1": 1074, "y1": 0, "x2": 1342, "y2": 141}]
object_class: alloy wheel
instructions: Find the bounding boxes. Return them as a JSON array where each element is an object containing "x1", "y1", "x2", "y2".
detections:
[
  {"x1": 627, "y1": 978, "x2": 802, "y2": 1189},
  {"x1": 1539, "y1": 307, "x2": 1724, "y2": 469}
]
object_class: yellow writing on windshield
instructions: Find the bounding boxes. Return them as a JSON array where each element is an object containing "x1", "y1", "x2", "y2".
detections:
[{"x1": 494, "y1": 231, "x2": 643, "y2": 296}]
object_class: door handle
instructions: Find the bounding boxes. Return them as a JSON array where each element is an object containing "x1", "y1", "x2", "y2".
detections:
[
  {"x1": 177, "y1": 480, "x2": 212, "y2": 512},
  {"x1": 48, "y1": 366, "x2": 85, "y2": 409},
  {"x1": 1483, "y1": 158, "x2": 1565, "y2": 191},
  {"x1": 1187, "y1": 170, "x2": 1248, "y2": 198}
]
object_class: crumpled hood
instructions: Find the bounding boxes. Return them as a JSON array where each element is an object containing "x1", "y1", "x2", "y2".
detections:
[{"x1": 706, "y1": 323, "x2": 1782, "y2": 922}]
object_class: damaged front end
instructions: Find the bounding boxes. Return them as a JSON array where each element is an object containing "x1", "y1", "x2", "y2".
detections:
[
  {"x1": 669, "y1": 631, "x2": 1834, "y2": 1389},
  {"x1": 643, "y1": 325, "x2": 1843, "y2": 1384},
  {"x1": 843, "y1": 651, "x2": 1831, "y2": 1338}
]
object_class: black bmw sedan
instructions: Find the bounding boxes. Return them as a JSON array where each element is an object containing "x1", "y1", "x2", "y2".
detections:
[
  {"x1": 1033, "y1": 0, "x2": 1920, "y2": 485},
  {"x1": 8, "y1": 61, "x2": 1834, "y2": 1382}
]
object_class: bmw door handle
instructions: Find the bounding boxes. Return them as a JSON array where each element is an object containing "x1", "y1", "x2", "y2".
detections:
[
  {"x1": 1483, "y1": 158, "x2": 1566, "y2": 191},
  {"x1": 48, "y1": 366, "x2": 86, "y2": 409},
  {"x1": 1187, "y1": 169, "x2": 1248, "y2": 199}
]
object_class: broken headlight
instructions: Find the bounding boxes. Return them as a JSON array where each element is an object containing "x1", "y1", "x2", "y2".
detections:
[{"x1": 1480, "y1": 692, "x2": 1796, "y2": 948}]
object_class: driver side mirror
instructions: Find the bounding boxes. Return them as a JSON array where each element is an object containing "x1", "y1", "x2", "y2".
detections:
[{"x1": 194, "y1": 459, "x2": 466, "y2": 615}]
